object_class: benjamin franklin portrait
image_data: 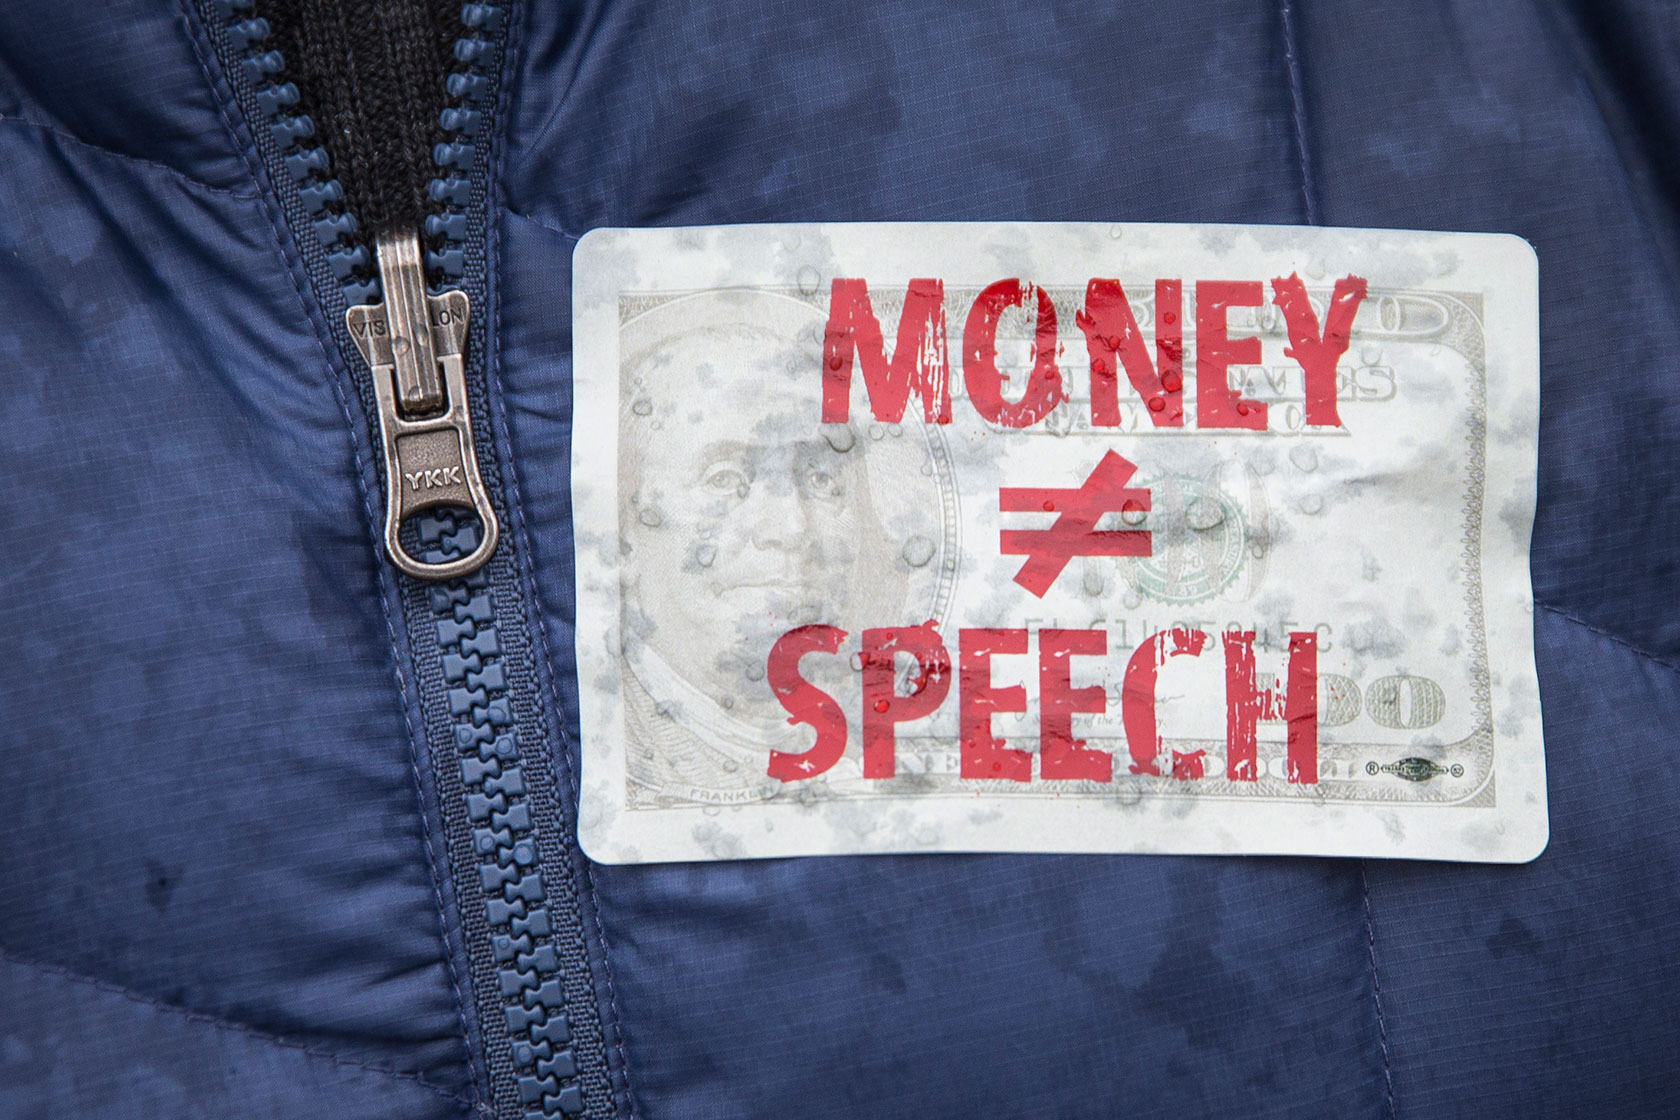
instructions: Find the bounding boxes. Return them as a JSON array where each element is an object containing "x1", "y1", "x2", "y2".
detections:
[{"x1": 617, "y1": 288, "x2": 954, "y2": 806}]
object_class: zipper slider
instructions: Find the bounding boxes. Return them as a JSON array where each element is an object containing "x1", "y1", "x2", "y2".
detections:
[{"x1": 347, "y1": 229, "x2": 499, "y2": 580}]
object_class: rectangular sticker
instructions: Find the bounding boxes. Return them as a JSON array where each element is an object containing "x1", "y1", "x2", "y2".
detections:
[{"x1": 571, "y1": 222, "x2": 1545, "y2": 864}]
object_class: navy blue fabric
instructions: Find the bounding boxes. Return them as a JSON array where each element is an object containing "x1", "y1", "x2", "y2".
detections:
[
  {"x1": 0, "y1": 955, "x2": 465, "y2": 1119},
  {"x1": 3, "y1": 0, "x2": 1678, "y2": 1117},
  {"x1": 1293, "y1": 5, "x2": 1680, "y2": 1112},
  {"x1": 0, "y1": 3, "x2": 248, "y2": 194},
  {"x1": 498, "y1": 1, "x2": 1680, "y2": 1117},
  {"x1": 0, "y1": 9, "x2": 473, "y2": 1115}
]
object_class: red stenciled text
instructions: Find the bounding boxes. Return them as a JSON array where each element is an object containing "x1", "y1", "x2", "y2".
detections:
[
  {"x1": 822, "y1": 273, "x2": 1368, "y2": 429},
  {"x1": 766, "y1": 624, "x2": 1319, "y2": 785}
]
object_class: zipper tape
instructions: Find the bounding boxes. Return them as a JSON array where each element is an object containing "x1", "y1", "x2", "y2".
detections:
[{"x1": 196, "y1": 2, "x2": 618, "y2": 1116}]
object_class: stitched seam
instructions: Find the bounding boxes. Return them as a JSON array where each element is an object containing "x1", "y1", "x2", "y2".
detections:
[
  {"x1": 0, "y1": 114, "x2": 259, "y2": 201},
  {"x1": 1537, "y1": 601, "x2": 1680, "y2": 677},
  {"x1": 0, "y1": 945, "x2": 471, "y2": 1106},
  {"x1": 1358, "y1": 865, "x2": 1399, "y2": 1119},
  {"x1": 506, "y1": 207, "x2": 582, "y2": 242},
  {"x1": 1279, "y1": 13, "x2": 1392, "y2": 1118},
  {"x1": 175, "y1": 3, "x2": 483, "y2": 1110},
  {"x1": 489, "y1": 8, "x2": 639, "y2": 1116},
  {"x1": 517, "y1": 2, "x2": 612, "y2": 199},
  {"x1": 492, "y1": 350, "x2": 642, "y2": 1120},
  {"x1": 1278, "y1": 0, "x2": 1320, "y2": 224}
]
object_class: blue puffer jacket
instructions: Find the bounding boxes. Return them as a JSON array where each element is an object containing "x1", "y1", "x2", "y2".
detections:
[{"x1": 2, "y1": 2, "x2": 1677, "y2": 1117}]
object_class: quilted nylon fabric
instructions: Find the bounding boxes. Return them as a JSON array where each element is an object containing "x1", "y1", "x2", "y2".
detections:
[
  {"x1": 500, "y1": 1, "x2": 1680, "y2": 1116},
  {"x1": 0, "y1": 2, "x2": 475, "y2": 1114}
]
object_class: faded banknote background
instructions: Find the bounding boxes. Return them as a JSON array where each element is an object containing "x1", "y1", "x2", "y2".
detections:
[{"x1": 571, "y1": 222, "x2": 1545, "y2": 864}]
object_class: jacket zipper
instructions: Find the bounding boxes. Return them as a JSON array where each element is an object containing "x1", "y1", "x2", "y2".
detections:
[
  {"x1": 349, "y1": 229, "x2": 499, "y2": 580},
  {"x1": 196, "y1": 3, "x2": 616, "y2": 1117}
]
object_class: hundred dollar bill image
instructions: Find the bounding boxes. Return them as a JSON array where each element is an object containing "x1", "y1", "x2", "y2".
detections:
[{"x1": 569, "y1": 222, "x2": 1545, "y2": 865}]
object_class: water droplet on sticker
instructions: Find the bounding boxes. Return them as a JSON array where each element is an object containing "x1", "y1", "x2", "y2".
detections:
[
  {"x1": 1186, "y1": 497, "x2": 1224, "y2": 530},
  {"x1": 638, "y1": 508, "x2": 662, "y2": 527},
  {"x1": 1147, "y1": 396, "x2": 1165, "y2": 413},
  {"x1": 744, "y1": 662, "x2": 765, "y2": 682},
  {"x1": 1123, "y1": 589, "x2": 1142, "y2": 609},
  {"x1": 868, "y1": 423, "x2": 885, "y2": 441},
  {"x1": 902, "y1": 535, "x2": 936, "y2": 568},
  {"x1": 1082, "y1": 567, "x2": 1104, "y2": 596},
  {"x1": 822, "y1": 424, "x2": 855, "y2": 453},
  {"x1": 631, "y1": 398, "x2": 653, "y2": 416},
  {"x1": 1161, "y1": 371, "x2": 1182, "y2": 392},
  {"x1": 1121, "y1": 499, "x2": 1147, "y2": 527},
  {"x1": 797, "y1": 265, "x2": 821, "y2": 295},
  {"x1": 695, "y1": 543, "x2": 716, "y2": 567},
  {"x1": 1043, "y1": 500, "x2": 1056, "y2": 512},
  {"x1": 874, "y1": 699, "x2": 891, "y2": 713},
  {"x1": 1299, "y1": 494, "x2": 1324, "y2": 514},
  {"x1": 1108, "y1": 224, "x2": 1123, "y2": 239},
  {"x1": 1289, "y1": 445, "x2": 1318, "y2": 472}
]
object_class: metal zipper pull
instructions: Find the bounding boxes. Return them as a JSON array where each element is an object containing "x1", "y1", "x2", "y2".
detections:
[{"x1": 347, "y1": 228, "x2": 499, "y2": 580}]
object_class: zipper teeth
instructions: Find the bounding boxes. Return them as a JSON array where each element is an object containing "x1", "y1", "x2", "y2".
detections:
[
  {"x1": 214, "y1": 0, "x2": 376, "y2": 303},
  {"x1": 425, "y1": 4, "x2": 505, "y2": 290},
  {"x1": 420, "y1": 512, "x2": 584, "y2": 1120},
  {"x1": 212, "y1": 0, "x2": 498, "y2": 304},
  {"x1": 208, "y1": 4, "x2": 594, "y2": 1117},
  {"x1": 419, "y1": 13, "x2": 596, "y2": 1113}
]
